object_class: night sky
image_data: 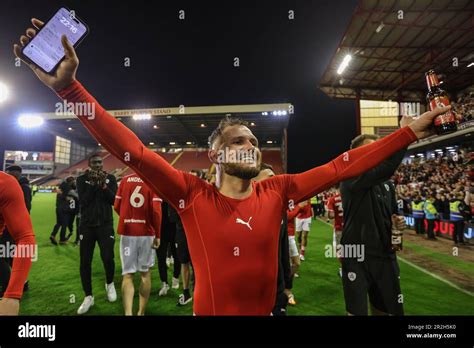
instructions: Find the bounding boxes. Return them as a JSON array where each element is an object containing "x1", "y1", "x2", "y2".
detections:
[{"x1": 0, "y1": 0, "x2": 358, "y2": 173}]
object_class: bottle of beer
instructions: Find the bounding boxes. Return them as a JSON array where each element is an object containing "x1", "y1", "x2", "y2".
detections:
[
  {"x1": 391, "y1": 229, "x2": 403, "y2": 252},
  {"x1": 391, "y1": 214, "x2": 403, "y2": 252},
  {"x1": 425, "y1": 69, "x2": 457, "y2": 135}
]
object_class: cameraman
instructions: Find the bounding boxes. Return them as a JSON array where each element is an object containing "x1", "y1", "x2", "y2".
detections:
[{"x1": 76, "y1": 154, "x2": 118, "y2": 315}]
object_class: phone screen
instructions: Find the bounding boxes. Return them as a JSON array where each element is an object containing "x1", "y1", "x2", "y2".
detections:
[{"x1": 23, "y1": 7, "x2": 88, "y2": 73}]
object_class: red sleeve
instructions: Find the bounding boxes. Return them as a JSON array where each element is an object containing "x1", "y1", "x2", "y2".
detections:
[
  {"x1": 114, "y1": 179, "x2": 123, "y2": 214},
  {"x1": 285, "y1": 127, "x2": 417, "y2": 203},
  {"x1": 0, "y1": 176, "x2": 36, "y2": 299},
  {"x1": 57, "y1": 81, "x2": 191, "y2": 209},
  {"x1": 287, "y1": 205, "x2": 302, "y2": 220}
]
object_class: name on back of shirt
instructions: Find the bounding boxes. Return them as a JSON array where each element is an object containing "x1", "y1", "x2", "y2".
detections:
[{"x1": 127, "y1": 177, "x2": 143, "y2": 183}]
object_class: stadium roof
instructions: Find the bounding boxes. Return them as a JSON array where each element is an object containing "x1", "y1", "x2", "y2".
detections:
[
  {"x1": 40, "y1": 103, "x2": 292, "y2": 148},
  {"x1": 320, "y1": 0, "x2": 474, "y2": 101}
]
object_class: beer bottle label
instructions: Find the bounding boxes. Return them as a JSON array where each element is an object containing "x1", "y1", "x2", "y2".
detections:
[
  {"x1": 430, "y1": 96, "x2": 455, "y2": 125},
  {"x1": 391, "y1": 230, "x2": 403, "y2": 251}
]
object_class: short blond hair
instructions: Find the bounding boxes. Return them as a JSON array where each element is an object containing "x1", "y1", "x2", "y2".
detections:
[{"x1": 208, "y1": 116, "x2": 249, "y2": 148}]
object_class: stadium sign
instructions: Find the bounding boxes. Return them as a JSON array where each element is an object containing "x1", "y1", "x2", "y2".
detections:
[
  {"x1": 380, "y1": 101, "x2": 421, "y2": 117},
  {"x1": 404, "y1": 216, "x2": 473, "y2": 240},
  {"x1": 38, "y1": 189, "x2": 54, "y2": 193},
  {"x1": 3, "y1": 150, "x2": 54, "y2": 175}
]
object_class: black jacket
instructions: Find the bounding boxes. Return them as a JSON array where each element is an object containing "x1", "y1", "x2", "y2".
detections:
[
  {"x1": 18, "y1": 176, "x2": 32, "y2": 213},
  {"x1": 56, "y1": 181, "x2": 71, "y2": 213},
  {"x1": 340, "y1": 149, "x2": 405, "y2": 259},
  {"x1": 76, "y1": 171, "x2": 117, "y2": 227},
  {"x1": 434, "y1": 199, "x2": 444, "y2": 217},
  {"x1": 56, "y1": 181, "x2": 79, "y2": 214},
  {"x1": 443, "y1": 200, "x2": 450, "y2": 219},
  {"x1": 277, "y1": 215, "x2": 291, "y2": 294}
]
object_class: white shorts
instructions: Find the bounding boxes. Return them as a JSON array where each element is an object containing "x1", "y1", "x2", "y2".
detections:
[
  {"x1": 295, "y1": 217, "x2": 312, "y2": 232},
  {"x1": 288, "y1": 236, "x2": 299, "y2": 258},
  {"x1": 120, "y1": 235, "x2": 155, "y2": 275}
]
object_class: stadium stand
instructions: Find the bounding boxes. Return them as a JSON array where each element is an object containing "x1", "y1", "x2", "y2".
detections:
[{"x1": 42, "y1": 147, "x2": 284, "y2": 188}]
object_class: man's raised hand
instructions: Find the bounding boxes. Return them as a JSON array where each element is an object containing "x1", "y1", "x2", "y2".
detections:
[
  {"x1": 405, "y1": 106, "x2": 452, "y2": 140},
  {"x1": 13, "y1": 18, "x2": 79, "y2": 92}
]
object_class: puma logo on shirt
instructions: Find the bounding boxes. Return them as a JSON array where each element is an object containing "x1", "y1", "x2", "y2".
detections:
[{"x1": 236, "y1": 217, "x2": 253, "y2": 230}]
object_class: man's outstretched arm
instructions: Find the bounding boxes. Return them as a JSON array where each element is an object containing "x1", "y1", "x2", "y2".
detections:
[
  {"x1": 344, "y1": 149, "x2": 406, "y2": 191},
  {"x1": 13, "y1": 19, "x2": 188, "y2": 207},
  {"x1": 284, "y1": 107, "x2": 451, "y2": 204}
]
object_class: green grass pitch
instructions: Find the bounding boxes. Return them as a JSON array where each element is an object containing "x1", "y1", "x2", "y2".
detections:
[{"x1": 18, "y1": 193, "x2": 474, "y2": 315}]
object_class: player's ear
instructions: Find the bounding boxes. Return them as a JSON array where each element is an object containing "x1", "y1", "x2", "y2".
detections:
[{"x1": 208, "y1": 149, "x2": 218, "y2": 164}]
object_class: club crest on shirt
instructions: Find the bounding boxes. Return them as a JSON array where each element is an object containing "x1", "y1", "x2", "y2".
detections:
[
  {"x1": 348, "y1": 272, "x2": 357, "y2": 282},
  {"x1": 384, "y1": 183, "x2": 390, "y2": 191}
]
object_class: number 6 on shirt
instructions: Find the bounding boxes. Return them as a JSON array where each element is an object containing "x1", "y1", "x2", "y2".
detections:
[{"x1": 130, "y1": 186, "x2": 145, "y2": 208}]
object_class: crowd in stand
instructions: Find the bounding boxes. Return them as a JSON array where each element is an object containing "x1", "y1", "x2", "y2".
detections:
[
  {"x1": 452, "y1": 91, "x2": 474, "y2": 125},
  {"x1": 395, "y1": 156, "x2": 467, "y2": 200},
  {"x1": 394, "y1": 153, "x2": 473, "y2": 244},
  {"x1": 394, "y1": 154, "x2": 472, "y2": 216}
]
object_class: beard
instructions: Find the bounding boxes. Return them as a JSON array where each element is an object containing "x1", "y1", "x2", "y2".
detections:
[{"x1": 222, "y1": 162, "x2": 261, "y2": 180}]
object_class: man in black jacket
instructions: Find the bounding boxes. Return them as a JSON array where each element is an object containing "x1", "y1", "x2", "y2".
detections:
[
  {"x1": 76, "y1": 154, "x2": 118, "y2": 315},
  {"x1": 340, "y1": 134, "x2": 406, "y2": 316},
  {"x1": 434, "y1": 193, "x2": 444, "y2": 221},
  {"x1": 5, "y1": 165, "x2": 31, "y2": 212},
  {"x1": 50, "y1": 176, "x2": 75, "y2": 245}
]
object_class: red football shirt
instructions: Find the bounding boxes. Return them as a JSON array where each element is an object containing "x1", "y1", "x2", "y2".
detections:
[
  {"x1": 114, "y1": 174, "x2": 162, "y2": 237},
  {"x1": 286, "y1": 205, "x2": 302, "y2": 237},
  {"x1": 296, "y1": 200, "x2": 312, "y2": 219},
  {"x1": 0, "y1": 172, "x2": 36, "y2": 299},
  {"x1": 326, "y1": 193, "x2": 344, "y2": 231},
  {"x1": 58, "y1": 80, "x2": 417, "y2": 315}
]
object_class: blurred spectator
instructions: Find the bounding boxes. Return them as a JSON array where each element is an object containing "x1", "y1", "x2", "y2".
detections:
[
  {"x1": 450, "y1": 192, "x2": 470, "y2": 245},
  {"x1": 452, "y1": 91, "x2": 474, "y2": 125},
  {"x1": 423, "y1": 194, "x2": 438, "y2": 240},
  {"x1": 411, "y1": 193, "x2": 425, "y2": 235}
]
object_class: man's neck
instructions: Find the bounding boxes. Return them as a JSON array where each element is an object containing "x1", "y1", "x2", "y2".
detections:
[{"x1": 218, "y1": 172, "x2": 253, "y2": 200}]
